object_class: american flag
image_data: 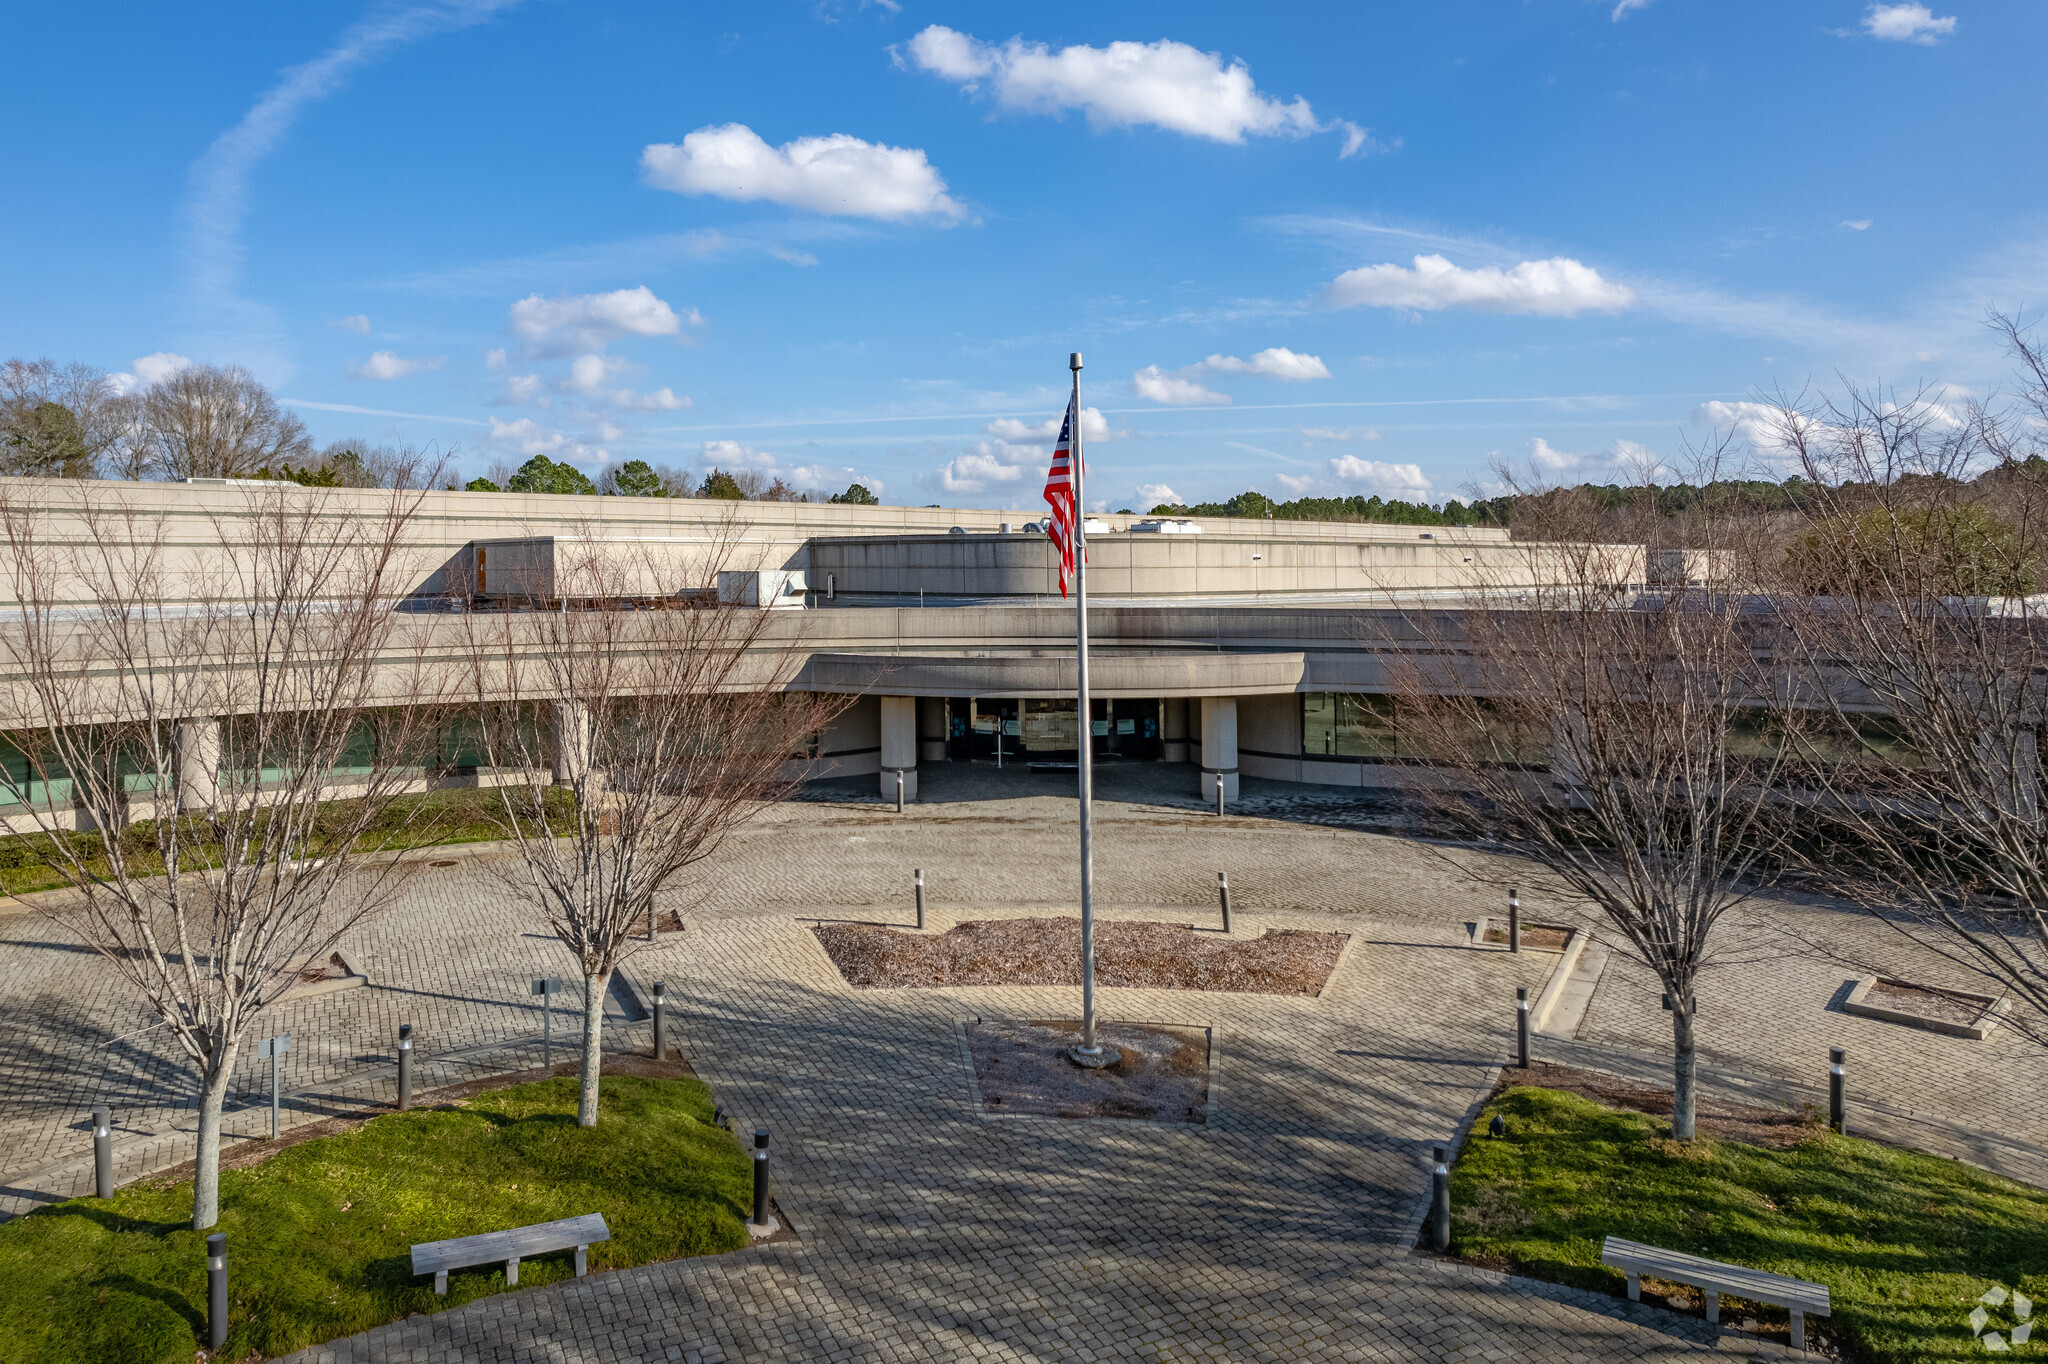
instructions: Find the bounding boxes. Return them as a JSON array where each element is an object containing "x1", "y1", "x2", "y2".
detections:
[{"x1": 1042, "y1": 396, "x2": 1082, "y2": 597}]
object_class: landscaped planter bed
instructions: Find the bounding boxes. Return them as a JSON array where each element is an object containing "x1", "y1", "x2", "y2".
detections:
[
  {"x1": 811, "y1": 917, "x2": 1349, "y2": 995},
  {"x1": 1843, "y1": 975, "x2": 2010, "y2": 1039},
  {"x1": 1474, "y1": 916, "x2": 1576, "y2": 952},
  {"x1": 0, "y1": 1062, "x2": 754, "y2": 1364},
  {"x1": 962, "y1": 1018, "x2": 1212, "y2": 1123},
  {"x1": 1448, "y1": 1067, "x2": 2048, "y2": 1362}
]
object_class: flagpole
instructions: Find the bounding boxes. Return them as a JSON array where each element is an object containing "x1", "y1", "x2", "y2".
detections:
[{"x1": 1067, "y1": 351, "x2": 1110, "y2": 1068}]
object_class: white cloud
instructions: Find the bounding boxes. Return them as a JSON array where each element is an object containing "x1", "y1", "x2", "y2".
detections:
[
  {"x1": 768, "y1": 244, "x2": 820, "y2": 267},
  {"x1": 701, "y1": 439, "x2": 783, "y2": 469},
  {"x1": 931, "y1": 443, "x2": 1034, "y2": 493},
  {"x1": 616, "y1": 386, "x2": 690, "y2": 412},
  {"x1": 1862, "y1": 3, "x2": 1956, "y2": 43},
  {"x1": 496, "y1": 374, "x2": 544, "y2": 405},
  {"x1": 1528, "y1": 437, "x2": 1584, "y2": 471},
  {"x1": 485, "y1": 347, "x2": 508, "y2": 368},
  {"x1": 1274, "y1": 472, "x2": 1317, "y2": 494},
  {"x1": 1324, "y1": 253, "x2": 1636, "y2": 316},
  {"x1": 332, "y1": 314, "x2": 371, "y2": 333},
  {"x1": 1841, "y1": 219, "x2": 1872, "y2": 231},
  {"x1": 1611, "y1": 0, "x2": 1654, "y2": 18},
  {"x1": 508, "y1": 286, "x2": 691, "y2": 352},
  {"x1": 1691, "y1": 400, "x2": 1809, "y2": 454},
  {"x1": 1334, "y1": 121, "x2": 1388, "y2": 159},
  {"x1": 903, "y1": 26, "x2": 1338, "y2": 149},
  {"x1": 349, "y1": 350, "x2": 445, "y2": 380},
  {"x1": 1136, "y1": 483, "x2": 1181, "y2": 505},
  {"x1": 561, "y1": 353, "x2": 626, "y2": 395},
  {"x1": 984, "y1": 406, "x2": 1115, "y2": 442},
  {"x1": 108, "y1": 351, "x2": 197, "y2": 394},
  {"x1": 1132, "y1": 365, "x2": 1230, "y2": 405},
  {"x1": 1199, "y1": 347, "x2": 1330, "y2": 381},
  {"x1": 554, "y1": 353, "x2": 691, "y2": 410},
  {"x1": 788, "y1": 463, "x2": 881, "y2": 494},
  {"x1": 1328, "y1": 455, "x2": 1431, "y2": 497},
  {"x1": 641, "y1": 124, "x2": 964, "y2": 223},
  {"x1": 1302, "y1": 426, "x2": 1380, "y2": 443},
  {"x1": 488, "y1": 416, "x2": 606, "y2": 463}
]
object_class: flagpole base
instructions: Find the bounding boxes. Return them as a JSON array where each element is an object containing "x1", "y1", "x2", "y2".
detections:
[{"x1": 1067, "y1": 1044, "x2": 1117, "y2": 1069}]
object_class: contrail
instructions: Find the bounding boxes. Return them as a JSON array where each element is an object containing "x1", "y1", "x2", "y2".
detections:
[{"x1": 181, "y1": 0, "x2": 525, "y2": 375}]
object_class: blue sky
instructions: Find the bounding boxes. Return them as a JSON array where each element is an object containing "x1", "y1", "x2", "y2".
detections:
[{"x1": 4, "y1": 1, "x2": 2044, "y2": 509}]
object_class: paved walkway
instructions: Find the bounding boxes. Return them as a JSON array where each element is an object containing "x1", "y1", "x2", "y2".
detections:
[{"x1": 0, "y1": 761, "x2": 2039, "y2": 1359}]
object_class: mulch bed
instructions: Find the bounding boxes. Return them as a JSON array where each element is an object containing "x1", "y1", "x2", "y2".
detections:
[
  {"x1": 1492, "y1": 1060, "x2": 1823, "y2": 1149},
  {"x1": 966, "y1": 1018, "x2": 1210, "y2": 1123},
  {"x1": 811, "y1": 917, "x2": 1349, "y2": 996},
  {"x1": 1481, "y1": 924, "x2": 1572, "y2": 950},
  {"x1": 1866, "y1": 977, "x2": 1986, "y2": 1027}
]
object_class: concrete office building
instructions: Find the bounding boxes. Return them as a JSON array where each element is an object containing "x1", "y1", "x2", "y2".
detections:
[{"x1": 0, "y1": 478, "x2": 1634, "y2": 820}]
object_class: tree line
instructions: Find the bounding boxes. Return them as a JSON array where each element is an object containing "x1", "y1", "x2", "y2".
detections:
[{"x1": 2, "y1": 356, "x2": 879, "y2": 505}]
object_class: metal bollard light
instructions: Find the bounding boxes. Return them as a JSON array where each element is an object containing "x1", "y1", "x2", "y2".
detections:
[
  {"x1": 1508, "y1": 887, "x2": 1521, "y2": 953},
  {"x1": 1218, "y1": 871, "x2": 1232, "y2": 934},
  {"x1": 652, "y1": 981, "x2": 666, "y2": 1061},
  {"x1": 751, "y1": 1128, "x2": 772, "y2": 1227},
  {"x1": 1216, "y1": 780, "x2": 1226, "y2": 817},
  {"x1": 1516, "y1": 987, "x2": 1530, "y2": 1069},
  {"x1": 915, "y1": 868, "x2": 926, "y2": 930},
  {"x1": 1829, "y1": 1046, "x2": 1847, "y2": 1135},
  {"x1": 895, "y1": 770, "x2": 905, "y2": 813},
  {"x1": 1430, "y1": 1145, "x2": 1451, "y2": 1252},
  {"x1": 207, "y1": 1231, "x2": 228, "y2": 1349},
  {"x1": 92, "y1": 1105, "x2": 113, "y2": 1199},
  {"x1": 397, "y1": 1024, "x2": 413, "y2": 1111}
]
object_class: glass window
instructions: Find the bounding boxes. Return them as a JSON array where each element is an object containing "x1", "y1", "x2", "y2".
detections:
[{"x1": 1303, "y1": 693, "x2": 1399, "y2": 758}]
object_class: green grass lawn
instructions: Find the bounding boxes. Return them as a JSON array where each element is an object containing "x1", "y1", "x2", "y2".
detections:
[
  {"x1": 1454, "y1": 1086, "x2": 2048, "y2": 1362},
  {"x1": 0, "y1": 786, "x2": 574, "y2": 898},
  {"x1": 0, "y1": 1072, "x2": 752, "y2": 1363}
]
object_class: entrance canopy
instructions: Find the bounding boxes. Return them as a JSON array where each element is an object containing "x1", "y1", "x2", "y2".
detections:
[{"x1": 794, "y1": 649, "x2": 1306, "y2": 699}]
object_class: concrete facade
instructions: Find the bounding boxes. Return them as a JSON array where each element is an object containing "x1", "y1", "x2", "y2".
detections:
[{"x1": 0, "y1": 477, "x2": 1611, "y2": 817}]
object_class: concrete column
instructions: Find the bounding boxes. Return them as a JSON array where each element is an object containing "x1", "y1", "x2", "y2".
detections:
[
  {"x1": 553, "y1": 700, "x2": 590, "y2": 786},
  {"x1": 879, "y1": 695, "x2": 919, "y2": 801},
  {"x1": 175, "y1": 719, "x2": 220, "y2": 812},
  {"x1": 1162, "y1": 697, "x2": 1189, "y2": 765},
  {"x1": 918, "y1": 697, "x2": 948, "y2": 764},
  {"x1": 1199, "y1": 697, "x2": 1238, "y2": 802}
]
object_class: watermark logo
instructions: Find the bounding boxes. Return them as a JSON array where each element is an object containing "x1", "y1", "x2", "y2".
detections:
[{"x1": 1970, "y1": 1286, "x2": 2034, "y2": 1352}]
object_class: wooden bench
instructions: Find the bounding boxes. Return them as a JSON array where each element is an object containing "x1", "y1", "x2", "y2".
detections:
[
  {"x1": 1602, "y1": 1236, "x2": 1830, "y2": 1350},
  {"x1": 412, "y1": 1212, "x2": 610, "y2": 1295}
]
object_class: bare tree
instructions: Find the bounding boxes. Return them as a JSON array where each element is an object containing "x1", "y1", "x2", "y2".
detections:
[
  {"x1": 1761, "y1": 319, "x2": 2048, "y2": 1044},
  {"x1": 0, "y1": 482, "x2": 443, "y2": 1228},
  {"x1": 141, "y1": 364, "x2": 311, "y2": 480},
  {"x1": 1390, "y1": 450, "x2": 1794, "y2": 1138},
  {"x1": 1, "y1": 358, "x2": 130, "y2": 477},
  {"x1": 456, "y1": 536, "x2": 841, "y2": 1125}
]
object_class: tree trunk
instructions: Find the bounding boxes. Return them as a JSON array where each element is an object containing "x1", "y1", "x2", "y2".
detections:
[
  {"x1": 191, "y1": 1054, "x2": 237, "y2": 1230},
  {"x1": 1671, "y1": 1006, "x2": 1698, "y2": 1141},
  {"x1": 578, "y1": 968, "x2": 609, "y2": 1127}
]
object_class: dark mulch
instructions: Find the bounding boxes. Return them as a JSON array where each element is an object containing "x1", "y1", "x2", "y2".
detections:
[
  {"x1": 1492, "y1": 1060, "x2": 1824, "y2": 1149},
  {"x1": 966, "y1": 1018, "x2": 1210, "y2": 1122},
  {"x1": 1482, "y1": 923, "x2": 1573, "y2": 950},
  {"x1": 811, "y1": 917, "x2": 1349, "y2": 995},
  {"x1": 1866, "y1": 977, "x2": 1986, "y2": 1027}
]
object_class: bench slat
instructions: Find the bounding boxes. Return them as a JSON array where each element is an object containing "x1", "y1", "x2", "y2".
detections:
[
  {"x1": 1601, "y1": 1237, "x2": 1830, "y2": 1315},
  {"x1": 412, "y1": 1213, "x2": 611, "y2": 1275}
]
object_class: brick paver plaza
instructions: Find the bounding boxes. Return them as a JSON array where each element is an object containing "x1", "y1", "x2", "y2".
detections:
[{"x1": 4, "y1": 764, "x2": 2042, "y2": 1361}]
